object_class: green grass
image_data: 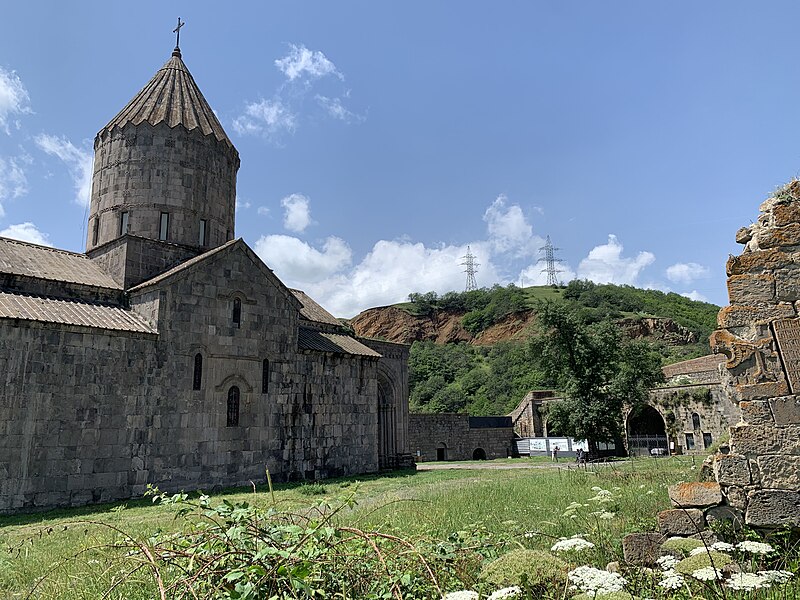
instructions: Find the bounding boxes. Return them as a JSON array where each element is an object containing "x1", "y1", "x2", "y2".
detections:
[{"x1": 0, "y1": 457, "x2": 698, "y2": 598}]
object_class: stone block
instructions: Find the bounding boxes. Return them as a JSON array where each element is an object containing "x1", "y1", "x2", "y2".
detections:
[
  {"x1": 775, "y1": 268, "x2": 800, "y2": 302},
  {"x1": 722, "y1": 486, "x2": 748, "y2": 510},
  {"x1": 773, "y1": 202, "x2": 800, "y2": 227},
  {"x1": 735, "y1": 227, "x2": 753, "y2": 244},
  {"x1": 657, "y1": 508, "x2": 705, "y2": 536},
  {"x1": 727, "y1": 248, "x2": 793, "y2": 276},
  {"x1": 714, "y1": 454, "x2": 751, "y2": 487},
  {"x1": 727, "y1": 273, "x2": 776, "y2": 306},
  {"x1": 668, "y1": 482, "x2": 723, "y2": 508},
  {"x1": 758, "y1": 222, "x2": 800, "y2": 248},
  {"x1": 718, "y1": 303, "x2": 795, "y2": 328},
  {"x1": 739, "y1": 400, "x2": 774, "y2": 425},
  {"x1": 705, "y1": 505, "x2": 745, "y2": 529},
  {"x1": 622, "y1": 532, "x2": 665, "y2": 566},
  {"x1": 735, "y1": 380, "x2": 791, "y2": 402},
  {"x1": 730, "y1": 424, "x2": 800, "y2": 456},
  {"x1": 745, "y1": 490, "x2": 800, "y2": 527},
  {"x1": 769, "y1": 396, "x2": 800, "y2": 425},
  {"x1": 757, "y1": 455, "x2": 800, "y2": 489}
]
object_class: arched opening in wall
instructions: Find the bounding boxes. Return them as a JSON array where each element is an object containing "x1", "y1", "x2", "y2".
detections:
[
  {"x1": 193, "y1": 353, "x2": 203, "y2": 390},
  {"x1": 472, "y1": 448, "x2": 487, "y2": 460},
  {"x1": 227, "y1": 386, "x2": 240, "y2": 427},
  {"x1": 627, "y1": 404, "x2": 667, "y2": 456},
  {"x1": 232, "y1": 298, "x2": 242, "y2": 328},
  {"x1": 377, "y1": 370, "x2": 398, "y2": 469},
  {"x1": 691, "y1": 412, "x2": 701, "y2": 430},
  {"x1": 436, "y1": 442, "x2": 447, "y2": 461}
]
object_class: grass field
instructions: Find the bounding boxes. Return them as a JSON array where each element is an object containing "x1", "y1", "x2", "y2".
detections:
[{"x1": 1, "y1": 456, "x2": 797, "y2": 598}]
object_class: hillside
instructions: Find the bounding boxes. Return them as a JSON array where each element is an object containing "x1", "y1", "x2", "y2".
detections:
[{"x1": 348, "y1": 282, "x2": 721, "y2": 417}]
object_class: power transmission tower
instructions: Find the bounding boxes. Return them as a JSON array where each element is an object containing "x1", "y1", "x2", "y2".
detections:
[
  {"x1": 538, "y1": 235, "x2": 564, "y2": 286},
  {"x1": 460, "y1": 246, "x2": 479, "y2": 291}
]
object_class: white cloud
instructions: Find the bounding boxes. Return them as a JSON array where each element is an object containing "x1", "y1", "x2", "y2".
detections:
[
  {"x1": 257, "y1": 206, "x2": 270, "y2": 216},
  {"x1": 577, "y1": 234, "x2": 655, "y2": 285},
  {"x1": 682, "y1": 290, "x2": 709, "y2": 303},
  {"x1": 254, "y1": 234, "x2": 352, "y2": 284},
  {"x1": 235, "y1": 197, "x2": 251, "y2": 212},
  {"x1": 666, "y1": 262, "x2": 710, "y2": 285},
  {"x1": 0, "y1": 222, "x2": 51, "y2": 246},
  {"x1": 483, "y1": 194, "x2": 542, "y2": 256},
  {"x1": 0, "y1": 67, "x2": 32, "y2": 134},
  {"x1": 232, "y1": 99, "x2": 296, "y2": 139},
  {"x1": 281, "y1": 193, "x2": 312, "y2": 233},
  {"x1": 275, "y1": 44, "x2": 342, "y2": 82},
  {"x1": 34, "y1": 134, "x2": 92, "y2": 206},
  {"x1": 0, "y1": 155, "x2": 28, "y2": 216},
  {"x1": 315, "y1": 95, "x2": 361, "y2": 123},
  {"x1": 517, "y1": 261, "x2": 577, "y2": 287}
]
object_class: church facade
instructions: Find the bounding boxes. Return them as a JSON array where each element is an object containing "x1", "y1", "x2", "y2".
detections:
[{"x1": 0, "y1": 45, "x2": 411, "y2": 513}]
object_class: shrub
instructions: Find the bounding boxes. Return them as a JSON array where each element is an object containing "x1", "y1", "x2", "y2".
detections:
[
  {"x1": 674, "y1": 550, "x2": 734, "y2": 575},
  {"x1": 297, "y1": 482, "x2": 327, "y2": 495},
  {"x1": 661, "y1": 536, "x2": 705, "y2": 556},
  {"x1": 480, "y1": 549, "x2": 567, "y2": 589}
]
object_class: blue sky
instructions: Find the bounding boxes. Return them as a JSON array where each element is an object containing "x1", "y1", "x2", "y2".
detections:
[{"x1": 1, "y1": 2, "x2": 799, "y2": 316}]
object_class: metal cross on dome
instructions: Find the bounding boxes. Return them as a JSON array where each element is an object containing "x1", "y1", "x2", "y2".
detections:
[{"x1": 173, "y1": 17, "x2": 185, "y2": 49}]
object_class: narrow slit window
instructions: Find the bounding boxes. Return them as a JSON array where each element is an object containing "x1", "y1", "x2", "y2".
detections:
[
  {"x1": 262, "y1": 359, "x2": 269, "y2": 394},
  {"x1": 92, "y1": 215, "x2": 100, "y2": 245},
  {"x1": 119, "y1": 211, "x2": 129, "y2": 235},
  {"x1": 227, "y1": 386, "x2": 240, "y2": 427},
  {"x1": 159, "y1": 212, "x2": 169, "y2": 241},
  {"x1": 192, "y1": 353, "x2": 202, "y2": 390},
  {"x1": 199, "y1": 219, "x2": 207, "y2": 246},
  {"x1": 232, "y1": 298, "x2": 241, "y2": 327},
  {"x1": 691, "y1": 413, "x2": 701, "y2": 430}
]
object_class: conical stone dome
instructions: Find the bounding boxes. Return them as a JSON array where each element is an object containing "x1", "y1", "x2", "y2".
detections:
[{"x1": 87, "y1": 48, "x2": 239, "y2": 255}]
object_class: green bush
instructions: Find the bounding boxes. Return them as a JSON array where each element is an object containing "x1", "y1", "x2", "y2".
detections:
[
  {"x1": 674, "y1": 550, "x2": 733, "y2": 574},
  {"x1": 480, "y1": 549, "x2": 567, "y2": 589},
  {"x1": 661, "y1": 536, "x2": 705, "y2": 556}
]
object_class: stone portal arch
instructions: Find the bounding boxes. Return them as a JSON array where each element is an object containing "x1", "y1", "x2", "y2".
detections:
[
  {"x1": 472, "y1": 447, "x2": 487, "y2": 460},
  {"x1": 627, "y1": 404, "x2": 668, "y2": 456},
  {"x1": 436, "y1": 442, "x2": 447, "y2": 461},
  {"x1": 377, "y1": 367, "x2": 398, "y2": 469}
]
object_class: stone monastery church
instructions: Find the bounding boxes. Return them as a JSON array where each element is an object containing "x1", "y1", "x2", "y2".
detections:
[{"x1": 0, "y1": 43, "x2": 412, "y2": 513}]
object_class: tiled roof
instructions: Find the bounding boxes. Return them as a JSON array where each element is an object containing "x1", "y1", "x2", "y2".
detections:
[
  {"x1": 298, "y1": 327, "x2": 381, "y2": 357},
  {"x1": 0, "y1": 237, "x2": 121, "y2": 289},
  {"x1": 290, "y1": 289, "x2": 341, "y2": 326},
  {"x1": 0, "y1": 291, "x2": 156, "y2": 333},
  {"x1": 662, "y1": 354, "x2": 725, "y2": 378},
  {"x1": 99, "y1": 50, "x2": 234, "y2": 148}
]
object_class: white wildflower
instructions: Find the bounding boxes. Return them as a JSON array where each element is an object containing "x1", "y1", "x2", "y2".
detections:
[
  {"x1": 691, "y1": 566, "x2": 724, "y2": 581},
  {"x1": 442, "y1": 592, "x2": 479, "y2": 600},
  {"x1": 646, "y1": 490, "x2": 654, "y2": 495},
  {"x1": 551, "y1": 536, "x2": 595, "y2": 553},
  {"x1": 689, "y1": 546, "x2": 711, "y2": 557},
  {"x1": 656, "y1": 555, "x2": 679, "y2": 570},
  {"x1": 710, "y1": 542, "x2": 735, "y2": 552},
  {"x1": 759, "y1": 570, "x2": 793, "y2": 584},
  {"x1": 736, "y1": 540, "x2": 774, "y2": 555},
  {"x1": 726, "y1": 572, "x2": 770, "y2": 591},
  {"x1": 523, "y1": 531, "x2": 536, "y2": 539},
  {"x1": 488, "y1": 587, "x2": 522, "y2": 600},
  {"x1": 568, "y1": 565, "x2": 627, "y2": 596},
  {"x1": 658, "y1": 569, "x2": 684, "y2": 590}
]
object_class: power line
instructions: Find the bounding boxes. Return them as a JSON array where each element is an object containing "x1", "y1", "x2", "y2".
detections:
[
  {"x1": 460, "y1": 246, "x2": 479, "y2": 291},
  {"x1": 538, "y1": 235, "x2": 564, "y2": 286}
]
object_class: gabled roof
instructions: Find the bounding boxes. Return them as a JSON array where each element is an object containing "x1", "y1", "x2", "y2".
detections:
[
  {"x1": 128, "y1": 238, "x2": 237, "y2": 292},
  {"x1": 290, "y1": 289, "x2": 341, "y2": 326},
  {"x1": 0, "y1": 236, "x2": 121, "y2": 290},
  {"x1": 0, "y1": 291, "x2": 155, "y2": 334},
  {"x1": 99, "y1": 49, "x2": 234, "y2": 149},
  {"x1": 298, "y1": 327, "x2": 381, "y2": 358},
  {"x1": 662, "y1": 354, "x2": 725, "y2": 379}
]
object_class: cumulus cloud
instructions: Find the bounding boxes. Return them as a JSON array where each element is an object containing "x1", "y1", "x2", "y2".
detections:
[
  {"x1": 257, "y1": 206, "x2": 270, "y2": 216},
  {"x1": 517, "y1": 261, "x2": 577, "y2": 287},
  {"x1": 483, "y1": 194, "x2": 542, "y2": 256},
  {"x1": 235, "y1": 197, "x2": 251, "y2": 212},
  {"x1": 254, "y1": 235, "x2": 352, "y2": 284},
  {"x1": 681, "y1": 290, "x2": 709, "y2": 302},
  {"x1": 0, "y1": 67, "x2": 32, "y2": 134},
  {"x1": 0, "y1": 222, "x2": 51, "y2": 246},
  {"x1": 281, "y1": 193, "x2": 312, "y2": 233},
  {"x1": 34, "y1": 134, "x2": 92, "y2": 206},
  {"x1": 577, "y1": 234, "x2": 655, "y2": 285},
  {"x1": 275, "y1": 44, "x2": 343, "y2": 82},
  {"x1": 0, "y1": 155, "x2": 28, "y2": 216},
  {"x1": 666, "y1": 262, "x2": 710, "y2": 285},
  {"x1": 232, "y1": 99, "x2": 296, "y2": 139}
]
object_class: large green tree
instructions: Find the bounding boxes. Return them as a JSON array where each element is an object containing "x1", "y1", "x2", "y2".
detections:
[{"x1": 533, "y1": 300, "x2": 664, "y2": 455}]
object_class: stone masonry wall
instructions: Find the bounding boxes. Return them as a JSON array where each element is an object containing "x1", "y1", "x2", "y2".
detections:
[
  {"x1": 408, "y1": 414, "x2": 513, "y2": 462},
  {"x1": 709, "y1": 180, "x2": 800, "y2": 528}
]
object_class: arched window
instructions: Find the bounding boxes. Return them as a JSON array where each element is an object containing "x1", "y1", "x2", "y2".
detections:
[
  {"x1": 227, "y1": 386, "x2": 240, "y2": 427},
  {"x1": 262, "y1": 359, "x2": 269, "y2": 394},
  {"x1": 192, "y1": 353, "x2": 203, "y2": 390},
  {"x1": 691, "y1": 412, "x2": 701, "y2": 430},
  {"x1": 232, "y1": 298, "x2": 241, "y2": 327}
]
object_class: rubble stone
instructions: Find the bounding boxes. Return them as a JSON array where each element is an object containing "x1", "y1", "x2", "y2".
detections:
[
  {"x1": 769, "y1": 396, "x2": 800, "y2": 425},
  {"x1": 773, "y1": 203, "x2": 800, "y2": 227},
  {"x1": 713, "y1": 453, "x2": 751, "y2": 487},
  {"x1": 745, "y1": 490, "x2": 800, "y2": 527},
  {"x1": 757, "y1": 455, "x2": 800, "y2": 489},
  {"x1": 717, "y1": 303, "x2": 795, "y2": 328},
  {"x1": 757, "y1": 222, "x2": 800, "y2": 249},
  {"x1": 622, "y1": 532, "x2": 665, "y2": 566},
  {"x1": 668, "y1": 482, "x2": 722, "y2": 508},
  {"x1": 729, "y1": 424, "x2": 800, "y2": 456},
  {"x1": 723, "y1": 486, "x2": 748, "y2": 511},
  {"x1": 657, "y1": 509, "x2": 705, "y2": 537},
  {"x1": 704, "y1": 506, "x2": 744, "y2": 530},
  {"x1": 727, "y1": 273, "x2": 776, "y2": 306},
  {"x1": 726, "y1": 248, "x2": 794, "y2": 276},
  {"x1": 739, "y1": 400, "x2": 774, "y2": 425}
]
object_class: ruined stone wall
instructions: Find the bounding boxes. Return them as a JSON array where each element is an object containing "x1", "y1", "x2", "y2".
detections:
[
  {"x1": 408, "y1": 414, "x2": 513, "y2": 461},
  {"x1": 709, "y1": 180, "x2": 800, "y2": 528}
]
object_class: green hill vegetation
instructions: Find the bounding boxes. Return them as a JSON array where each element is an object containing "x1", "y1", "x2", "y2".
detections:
[{"x1": 407, "y1": 280, "x2": 720, "y2": 417}]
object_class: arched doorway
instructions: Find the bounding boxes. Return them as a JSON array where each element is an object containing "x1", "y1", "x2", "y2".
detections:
[
  {"x1": 472, "y1": 447, "x2": 487, "y2": 460},
  {"x1": 377, "y1": 371, "x2": 398, "y2": 469},
  {"x1": 627, "y1": 405, "x2": 667, "y2": 456},
  {"x1": 436, "y1": 442, "x2": 447, "y2": 461}
]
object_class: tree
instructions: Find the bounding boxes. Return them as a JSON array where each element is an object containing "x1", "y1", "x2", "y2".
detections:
[{"x1": 532, "y1": 300, "x2": 664, "y2": 455}]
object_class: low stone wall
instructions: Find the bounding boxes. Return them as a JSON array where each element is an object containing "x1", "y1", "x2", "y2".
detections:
[{"x1": 408, "y1": 414, "x2": 513, "y2": 462}]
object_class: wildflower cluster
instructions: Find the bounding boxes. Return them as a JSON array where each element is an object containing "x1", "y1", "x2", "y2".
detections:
[
  {"x1": 551, "y1": 535, "x2": 595, "y2": 553},
  {"x1": 656, "y1": 554, "x2": 684, "y2": 590},
  {"x1": 443, "y1": 587, "x2": 522, "y2": 600},
  {"x1": 726, "y1": 570, "x2": 794, "y2": 591},
  {"x1": 736, "y1": 540, "x2": 774, "y2": 555},
  {"x1": 568, "y1": 565, "x2": 627, "y2": 596}
]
